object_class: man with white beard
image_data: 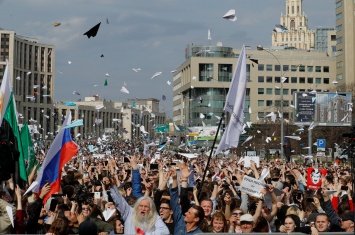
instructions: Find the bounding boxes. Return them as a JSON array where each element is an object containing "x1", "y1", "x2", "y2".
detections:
[{"x1": 110, "y1": 186, "x2": 169, "y2": 235}]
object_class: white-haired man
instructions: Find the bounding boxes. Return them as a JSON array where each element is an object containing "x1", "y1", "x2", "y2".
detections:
[{"x1": 110, "y1": 186, "x2": 169, "y2": 235}]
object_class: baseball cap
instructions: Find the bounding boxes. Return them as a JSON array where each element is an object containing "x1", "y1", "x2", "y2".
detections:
[
  {"x1": 240, "y1": 214, "x2": 254, "y2": 222},
  {"x1": 340, "y1": 212, "x2": 354, "y2": 222}
]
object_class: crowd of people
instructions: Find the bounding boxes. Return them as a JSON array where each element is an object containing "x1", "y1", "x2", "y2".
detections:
[{"x1": 0, "y1": 138, "x2": 354, "y2": 234}]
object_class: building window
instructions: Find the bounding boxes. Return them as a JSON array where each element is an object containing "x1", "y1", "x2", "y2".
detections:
[
  {"x1": 315, "y1": 66, "x2": 322, "y2": 72},
  {"x1": 275, "y1": 89, "x2": 280, "y2": 95},
  {"x1": 323, "y1": 78, "x2": 329, "y2": 84},
  {"x1": 307, "y1": 66, "x2": 313, "y2": 72},
  {"x1": 258, "y1": 88, "x2": 264, "y2": 94},
  {"x1": 336, "y1": 12, "x2": 343, "y2": 20},
  {"x1": 299, "y1": 65, "x2": 305, "y2": 72},
  {"x1": 266, "y1": 64, "x2": 273, "y2": 71},
  {"x1": 258, "y1": 76, "x2": 264, "y2": 83},
  {"x1": 323, "y1": 66, "x2": 329, "y2": 73},
  {"x1": 266, "y1": 76, "x2": 272, "y2": 83},
  {"x1": 266, "y1": 100, "x2": 273, "y2": 106},
  {"x1": 218, "y1": 64, "x2": 233, "y2": 82},
  {"x1": 258, "y1": 64, "x2": 264, "y2": 71},
  {"x1": 291, "y1": 65, "x2": 298, "y2": 71},
  {"x1": 291, "y1": 77, "x2": 297, "y2": 83},
  {"x1": 283, "y1": 89, "x2": 289, "y2": 95},
  {"x1": 275, "y1": 64, "x2": 281, "y2": 71},
  {"x1": 258, "y1": 112, "x2": 265, "y2": 118},
  {"x1": 258, "y1": 100, "x2": 264, "y2": 106},
  {"x1": 291, "y1": 89, "x2": 297, "y2": 94},
  {"x1": 316, "y1": 78, "x2": 321, "y2": 84},
  {"x1": 275, "y1": 100, "x2": 281, "y2": 107},
  {"x1": 199, "y1": 64, "x2": 213, "y2": 81},
  {"x1": 307, "y1": 77, "x2": 313, "y2": 84},
  {"x1": 275, "y1": 77, "x2": 280, "y2": 83},
  {"x1": 299, "y1": 77, "x2": 305, "y2": 83},
  {"x1": 284, "y1": 100, "x2": 289, "y2": 107},
  {"x1": 266, "y1": 88, "x2": 272, "y2": 94},
  {"x1": 283, "y1": 65, "x2": 289, "y2": 72},
  {"x1": 283, "y1": 77, "x2": 289, "y2": 83}
]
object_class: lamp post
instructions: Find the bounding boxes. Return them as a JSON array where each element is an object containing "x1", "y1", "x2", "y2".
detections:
[
  {"x1": 257, "y1": 45, "x2": 285, "y2": 159},
  {"x1": 180, "y1": 93, "x2": 191, "y2": 151},
  {"x1": 211, "y1": 78, "x2": 227, "y2": 127}
]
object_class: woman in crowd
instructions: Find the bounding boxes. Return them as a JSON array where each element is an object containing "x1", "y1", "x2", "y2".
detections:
[{"x1": 210, "y1": 211, "x2": 228, "y2": 233}]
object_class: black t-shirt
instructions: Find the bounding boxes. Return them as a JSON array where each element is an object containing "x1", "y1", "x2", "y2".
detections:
[{"x1": 165, "y1": 221, "x2": 175, "y2": 235}]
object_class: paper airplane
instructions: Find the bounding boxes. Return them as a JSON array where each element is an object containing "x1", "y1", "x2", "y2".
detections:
[
  {"x1": 223, "y1": 9, "x2": 237, "y2": 21},
  {"x1": 120, "y1": 86, "x2": 129, "y2": 94},
  {"x1": 151, "y1": 72, "x2": 162, "y2": 79},
  {"x1": 284, "y1": 136, "x2": 301, "y2": 140}
]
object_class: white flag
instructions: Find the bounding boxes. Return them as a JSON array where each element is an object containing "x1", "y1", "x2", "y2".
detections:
[
  {"x1": 215, "y1": 45, "x2": 246, "y2": 155},
  {"x1": 0, "y1": 61, "x2": 12, "y2": 125},
  {"x1": 208, "y1": 29, "x2": 211, "y2": 41}
]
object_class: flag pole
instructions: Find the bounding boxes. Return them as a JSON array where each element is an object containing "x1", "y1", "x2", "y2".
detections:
[{"x1": 197, "y1": 112, "x2": 224, "y2": 198}]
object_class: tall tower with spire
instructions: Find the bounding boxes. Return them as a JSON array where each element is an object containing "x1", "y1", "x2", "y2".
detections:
[{"x1": 272, "y1": 0, "x2": 315, "y2": 50}]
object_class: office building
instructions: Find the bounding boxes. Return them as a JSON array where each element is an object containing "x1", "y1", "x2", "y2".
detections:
[
  {"x1": 173, "y1": 45, "x2": 336, "y2": 127},
  {"x1": 335, "y1": 0, "x2": 355, "y2": 86}
]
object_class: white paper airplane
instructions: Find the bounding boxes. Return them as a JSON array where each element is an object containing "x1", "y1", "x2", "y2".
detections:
[{"x1": 223, "y1": 9, "x2": 237, "y2": 21}]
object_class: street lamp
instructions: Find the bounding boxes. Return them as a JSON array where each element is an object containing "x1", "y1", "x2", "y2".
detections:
[
  {"x1": 180, "y1": 92, "x2": 191, "y2": 151},
  {"x1": 211, "y1": 78, "x2": 227, "y2": 127},
  {"x1": 257, "y1": 45, "x2": 285, "y2": 159}
]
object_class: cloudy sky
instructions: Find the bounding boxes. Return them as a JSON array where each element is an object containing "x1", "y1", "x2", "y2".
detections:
[{"x1": 0, "y1": 0, "x2": 335, "y2": 118}]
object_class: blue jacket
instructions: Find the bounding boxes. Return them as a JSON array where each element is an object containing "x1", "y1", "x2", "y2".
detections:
[
  {"x1": 132, "y1": 169, "x2": 143, "y2": 198},
  {"x1": 169, "y1": 186, "x2": 203, "y2": 235}
]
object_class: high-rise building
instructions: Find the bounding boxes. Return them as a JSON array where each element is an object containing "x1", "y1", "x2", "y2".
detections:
[
  {"x1": 335, "y1": 0, "x2": 355, "y2": 86},
  {"x1": 315, "y1": 27, "x2": 336, "y2": 56},
  {"x1": 271, "y1": 0, "x2": 315, "y2": 50}
]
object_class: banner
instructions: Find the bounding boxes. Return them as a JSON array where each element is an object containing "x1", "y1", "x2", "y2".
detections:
[{"x1": 240, "y1": 175, "x2": 265, "y2": 198}]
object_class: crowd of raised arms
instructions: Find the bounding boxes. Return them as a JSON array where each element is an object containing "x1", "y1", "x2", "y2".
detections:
[{"x1": 0, "y1": 138, "x2": 354, "y2": 235}]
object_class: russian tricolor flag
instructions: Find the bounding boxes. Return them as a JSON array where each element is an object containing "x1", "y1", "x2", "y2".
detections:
[{"x1": 31, "y1": 112, "x2": 78, "y2": 203}]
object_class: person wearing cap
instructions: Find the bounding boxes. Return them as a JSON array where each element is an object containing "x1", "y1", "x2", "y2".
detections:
[
  {"x1": 239, "y1": 214, "x2": 254, "y2": 233},
  {"x1": 340, "y1": 211, "x2": 354, "y2": 232}
]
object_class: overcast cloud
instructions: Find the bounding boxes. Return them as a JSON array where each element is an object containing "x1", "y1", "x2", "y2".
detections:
[{"x1": 0, "y1": 0, "x2": 335, "y2": 117}]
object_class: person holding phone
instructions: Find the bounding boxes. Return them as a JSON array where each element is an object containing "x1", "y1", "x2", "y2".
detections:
[
  {"x1": 25, "y1": 183, "x2": 51, "y2": 234},
  {"x1": 331, "y1": 183, "x2": 354, "y2": 214}
]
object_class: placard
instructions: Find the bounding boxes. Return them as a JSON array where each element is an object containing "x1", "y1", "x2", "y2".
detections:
[{"x1": 240, "y1": 175, "x2": 265, "y2": 198}]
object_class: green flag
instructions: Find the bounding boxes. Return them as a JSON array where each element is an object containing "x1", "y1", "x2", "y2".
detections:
[
  {"x1": 1, "y1": 63, "x2": 27, "y2": 181},
  {"x1": 4, "y1": 93, "x2": 28, "y2": 181},
  {"x1": 104, "y1": 79, "x2": 108, "y2": 86},
  {"x1": 20, "y1": 122, "x2": 37, "y2": 175}
]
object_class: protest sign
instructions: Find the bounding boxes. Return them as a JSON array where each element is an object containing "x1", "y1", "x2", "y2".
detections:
[
  {"x1": 240, "y1": 175, "x2": 265, "y2": 198},
  {"x1": 242, "y1": 156, "x2": 260, "y2": 168},
  {"x1": 307, "y1": 167, "x2": 327, "y2": 190}
]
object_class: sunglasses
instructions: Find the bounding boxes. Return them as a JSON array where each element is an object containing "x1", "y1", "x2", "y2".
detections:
[
  {"x1": 233, "y1": 212, "x2": 243, "y2": 216},
  {"x1": 82, "y1": 207, "x2": 90, "y2": 211}
]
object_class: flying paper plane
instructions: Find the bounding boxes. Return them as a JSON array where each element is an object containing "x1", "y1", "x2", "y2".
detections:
[{"x1": 223, "y1": 9, "x2": 237, "y2": 21}]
